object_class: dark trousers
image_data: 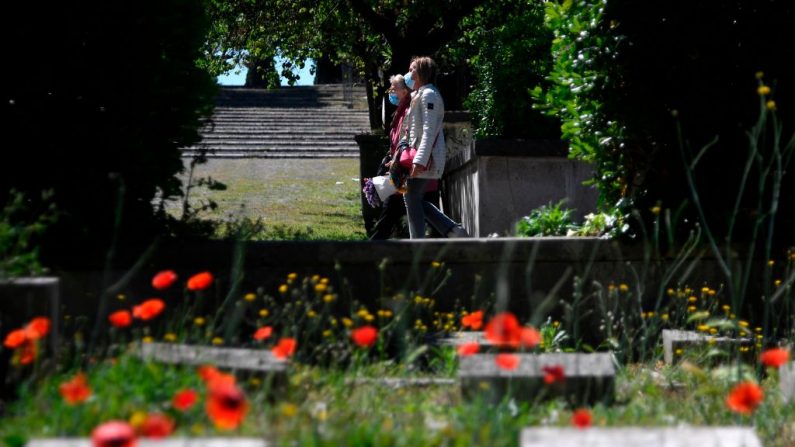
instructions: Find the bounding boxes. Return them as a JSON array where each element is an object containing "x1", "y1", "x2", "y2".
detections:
[{"x1": 369, "y1": 190, "x2": 442, "y2": 239}]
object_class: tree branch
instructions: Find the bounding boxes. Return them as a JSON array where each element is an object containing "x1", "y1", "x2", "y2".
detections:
[{"x1": 347, "y1": 0, "x2": 401, "y2": 45}]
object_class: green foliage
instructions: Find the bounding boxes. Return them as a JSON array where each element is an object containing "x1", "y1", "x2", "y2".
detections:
[
  {"x1": 531, "y1": 0, "x2": 623, "y2": 207},
  {"x1": 457, "y1": 0, "x2": 559, "y2": 139},
  {"x1": 4, "y1": 0, "x2": 217, "y2": 266},
  {"x1": 0, "y1": 191, "x2": 56, "y2": 279},
  {"x1": 515, "y1": 200, "x2": 575, "y2": 237}
]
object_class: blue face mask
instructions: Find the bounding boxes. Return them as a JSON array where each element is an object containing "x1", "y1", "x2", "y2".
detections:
[
  {"x1": 388, "y1": 92, "x2": 400, "y2": 106},
  {"x1": 404, "y1": 71, "x2": 415, "y2": 89}
]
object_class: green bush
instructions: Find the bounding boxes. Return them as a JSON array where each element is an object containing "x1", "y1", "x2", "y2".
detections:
[
  {"x1": 456, "y1": 0, "x2": 560, "y2": 139},
  {"x1": 515, "y1": 200, "x2": 575, "y2": 237},
  {"x1": 3, "y1": 0, "x2": 217, "y2": 267},
  {"x1": 0, "y1": 191, "x2": 57, "y2": 279}
]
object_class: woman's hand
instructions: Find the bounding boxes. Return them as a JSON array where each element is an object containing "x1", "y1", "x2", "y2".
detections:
[{"x1": 410, "y1": 163, "x2": 427, "y2": 177}]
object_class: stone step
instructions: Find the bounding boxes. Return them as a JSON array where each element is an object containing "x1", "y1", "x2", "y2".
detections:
[
  {"x1": 199, "y1": 129, "x2": 368, "y2": 136},
  {"x1": 181, "y1": 150, "x2": 358, "y2": 158},
  {"x1": 191, "y1": 141, "x2": 359, "y2": 149}
]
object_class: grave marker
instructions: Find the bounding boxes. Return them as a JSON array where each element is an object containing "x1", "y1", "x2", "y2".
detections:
[{"x1": 520, "y1": 427, "x2": 762, "y2": 447}]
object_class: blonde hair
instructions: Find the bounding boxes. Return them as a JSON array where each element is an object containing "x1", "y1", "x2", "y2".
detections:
[{"x1": 411, "y1": 56, "x2": 437, "y2": 85}]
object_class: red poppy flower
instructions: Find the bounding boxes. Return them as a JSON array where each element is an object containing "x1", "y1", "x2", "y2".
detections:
[
  {"x1": 542, "y1": 365, "x2": 566, "y2": 385},
  {"x1": 253, "y1": 326, "x2": 273, "y2": 341},
  {"x1": 108, "y1": 310, "x2": 133, "y2": 328},
  {"x1": 59, "y1": 372, "x2": 92, "y2": 404},
  {"x1": 18, "y1": 339, "x2": 37, "y2": 365},
  {"x1": 351, "y1": 326, "x2": 378, "y2": 348},
  {"x1": 495, "y1": 353, "x2": 520, "y2": 370},
  {"x1": 520, "y1": 327, "x2": 542, "y2": 349},
  {"x1": 457, "y1": 342, "x2": 480, "y2": 356},
  {"x1": 271, "y1": 338, "x2": 297, "y2": 360},
  {"x1": 152, "y1": 270, "x2": 178, "y2": 290},
  {"x1": 24, "y1": 317, "x2": 50, "y2": 340},
  {"x1": 726, "y1": 381, "x2": 764, "y2": 415},
  {"x1": 571, "y1": 408, "x2": 593, "y2": 429},
  {"x1": 91, "y1": 421, "x2": 136, "y2": 447},
  {"x1": 484, "y1": 312, "x2": 522, "y2": 348},
  {"x1": 206, "y1": 381, "x2": 248, "y2": 430},
  {"x1": 3, "y1": 329, "x2": 27, "y2": 349},
  {"x1": 197, "y1": 365, "x2": 236, "y2": 386},
  {"x1": 140, "y1": 413, "x2": 174, "y2": 439},
  {"x1": 132, "y1": 299, "x2": 165, "y2": 321},
  {"x1": 760, "y1": 348, "x2": 790, "y2": 368},
  {"x1": 187, "y1": 271, "x2": 214, "y2": 291},
  {"x1": 461, "y1": 311, "x2": 484, "y2": 330},
  {"x1": 172, "y1": 388, "x2": 199, "y2": 411}
]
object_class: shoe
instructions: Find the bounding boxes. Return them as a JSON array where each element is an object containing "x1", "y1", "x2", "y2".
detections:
[{"x1": 447, "y1": 224, "x2": 469, "y2": 238}]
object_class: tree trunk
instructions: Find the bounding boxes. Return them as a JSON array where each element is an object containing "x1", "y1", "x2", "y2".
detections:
[{"x1": 244, "y1": 56, "x2": 280, "y2": 89}]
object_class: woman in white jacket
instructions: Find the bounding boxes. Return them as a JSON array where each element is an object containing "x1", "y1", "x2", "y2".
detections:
[{"x1": 403, "y1": 56, "x2": 468, "y2": 239}]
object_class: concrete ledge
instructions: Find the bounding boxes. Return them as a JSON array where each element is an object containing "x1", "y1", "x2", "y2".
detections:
[
  {"x1": 26, "y1": 438, "x2": 269, "y2": 447},
  {"x1": 520, "y1": 427, "x2": 762, "y2": 447}
]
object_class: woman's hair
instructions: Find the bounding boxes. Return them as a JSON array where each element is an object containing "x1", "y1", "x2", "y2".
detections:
[
  {"x1": 410, "y1": 56, "x2": 437, "y2": 85},
  {"x1": 389, "y1": 74, "x2": 408, "y2": 91}
]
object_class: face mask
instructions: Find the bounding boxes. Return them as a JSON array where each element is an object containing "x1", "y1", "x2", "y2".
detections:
[
  {"x1": 388, "y1": 92, "x2": 400, "y2": 106},
  {"x1": 404, "y1": 71, "x2": 415, "y2": 89}
]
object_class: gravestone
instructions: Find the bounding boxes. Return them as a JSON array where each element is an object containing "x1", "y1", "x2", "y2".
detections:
[
  {"x1": 0, "y1": 277, "x2": 61, "y2": 400},
  {"x1": 520, "y1": 427, "x2": 762, "y2": 447},
  {"x1": 780, "y1": 361, "x2": 795, "y2": 403},
  {"x1": 137, "y1": 343, "x2": 288, "y2": 393},
  {"x1": 25, "y1": 438, "x2": 269, "y2": 447},
  {"x1": 458, "y1": 353, "x2": 615, "y2": 406},
  {"x1": 662, "y1": 330, "x2": 752, "y2": 365},
  {"x1": 348, "y1": 377, "x2": 456, "y2": 389}
]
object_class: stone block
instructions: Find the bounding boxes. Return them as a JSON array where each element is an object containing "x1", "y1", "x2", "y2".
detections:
[
  {"x1": 26, "y1": 438, "x2": 269, "y2": 447},
  {"x1": 439, "y1": 331, "x2": 498, "y2": 351},
  {"x1": 662, "y1": 330, "x2": 752, "y2": 365},
  {"x1": 520, "y1": 427, "x2": 762, "y2": 447},
  {"x1": 348, "y1": 377, "x2": 456, "y2": 389},
  {"x1": 780, "y1": 361, "x2": 795, "y2": 403},
  {"x1": 137, "y1": 343, "x2": 287, "y2": 393},
  {"x1": 458, "y1": 353, "x2": 615, "y2": 406}
]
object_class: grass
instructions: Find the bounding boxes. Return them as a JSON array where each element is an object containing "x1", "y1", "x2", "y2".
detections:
[{"x1": 167, "y1": 158, "x2": 366, "y2": 240}]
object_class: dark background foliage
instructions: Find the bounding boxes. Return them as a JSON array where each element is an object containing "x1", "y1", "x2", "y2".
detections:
[
  {"x1": 600, "y1": 0, "x2": 795, "y2": 243},
  {"x1": 2, "y1": 0, "x2": 217, "y2": 267}
]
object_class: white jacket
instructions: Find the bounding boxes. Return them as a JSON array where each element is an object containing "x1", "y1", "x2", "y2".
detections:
[{"x1": 405, "y1": 84, "x2": 446, "y2": 179}]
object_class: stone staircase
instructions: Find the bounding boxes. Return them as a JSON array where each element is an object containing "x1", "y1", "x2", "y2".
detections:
[{"x1": 183, "y1": 84, "x2": 371, "y2": 158}]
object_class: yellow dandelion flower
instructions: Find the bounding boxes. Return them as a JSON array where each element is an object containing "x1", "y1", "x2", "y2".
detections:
[
  {"x1": 756, "y1": 71, "x2": 764, "y2": 79},
  {"x1": 701, "y1": 287, "x2": 710, "y2": 294},
  {"x1": 675, "y1": 348, "x2": 683, "y2": 356},
  {"x1": 661, "y1": 313, "x2": 669, "y2": 321},
  {"x1": 608, "y1": 284, "x2": 616, "y2": 292},
  {"x1": 278, "y1": 284, "x2": 288, "y2": 294},
  {"x1": 619, "y1": 284, "x2": 629, "y2": 293},
  {"x1": 244, "y1": 293, "x2": 256, "y2": 302},
  {"x1": 194, "y1": 317, "x2": 206, "y2": 326},
  {"x1": 342, "y1": 317, "x2": 353, "y2": 328},
  {"x1": 163, "y1": 333, "x2": 177, "y2": 342},
  {"x1": 730, "y1": 313, "x2": 736, "y2": 319},
  {"x1": 722, "y1": 305, "x2": 731, "y2": 312},
  {"x1": 687, "y1": 305, "x2": 697, "y2": 312},
  {"x1": 314, "y1": 283, "x2": 328, "y2": 293},
  {"x1": 249, "y1": 377, "x2": 262, "y2": 387},
  {"x1": 287, "y1": 272, "x2": 297, "y2": 281},
  {"x1": 553, "y1": 321, "x2": 560, "y2": 328},
  {"x1": 142, "y1": 336, "x2": 154, "y2": 343},
  {"x1": 212, "y1": 337, "x2": 223, "y2": 346},
  {"x1": 709, "y1": 328, "x2": 718, "y2": 335},
  {"x1": 129, "y1": 411, "x2": 147, "y2": 429},
  {"x1": 767, "y1": 259, "x2": 775, "y2": 267},
  {"x1": 320, "y1": 277, "x2": 329, "y2": 285},
  {"x1": 647, "y1": 311, "x2": 655, "y2": 318},
  {"x1": 758, "y1": 85, "x2": 771, "y2": 96},
  {"x1": 364, "y1": 314, "x2": 375, "y2": 322},
  {"x1": 755, "y1": 343, "x2": 763, "y2": 349},
  {"x1": 323, "y1": 294, "x2": 336, "y2": 303},
  {"x1": 329, "y1": 317, "x2": 338, "y2": 326},
  {"x1": 650, "y1": 205, "x2": 661, "y2": 215},
  {"x1": 281, "y1": 403, "x2": 299, "y2": 418},
  {"x1": 755, "y1": 334, "x2": 763, "y2": 340},
  {"x1": 688, "y1": 296, "x2": 697, "y2": 303},
  {"x1": 116, "y1": 293, "x2": 126, "y2": 301},
  {"x1": 707, "y1": 289, "x2": 716, "y2": 297},
  {"x1": 739, "y1": 320, "x2": 749, "y2": 328},
  {"x1": 414, "y1": 295, "x2": 424, "y2": 304},
  {"x1": 767, "y1": 100, "x2": 777, "y2": 111},
  {"x1": 357, "y1": 308, "x2": 369, "y2": 318},
  {"x1": 790, "y1": 253, "x2": 795, "y2": 261},
  {"x1": 322, "y1": 329, "x2": 332, "y2": 337},
  {"x1": 774, "y1": 279, "x2": 782, "y2": 287},
  {"x1": 697, "y1": 324, "x2": 709, "y2": 332},
  {"x1": 311, "y1": 275, "x2": 320, "y2": 283},
  {"x1": 259, "y1": 309, "x2": 269, "y2": 317},
  {"x1": 640, "y1": 312, "x2": 647, "y2": 319},
  {"x1": 431, "y1": 261, "x2": 442, "y2": 268},
  {"x1": 307, "y1": 310, "x2": 317, "y2": 318},
  {"x1": 666, "y1": 288, "x2": 675, "y2": 296},
  {"x1": 707, "y1": 338, "x2": 717, "y2": 345},
  {"x1": 755, "y1": 327, "x2": 762, "y2": 333}
]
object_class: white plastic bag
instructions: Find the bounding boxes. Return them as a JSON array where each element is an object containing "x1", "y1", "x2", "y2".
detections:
[{"x1": 371, "y1": 175, "x2": 398, "y2": 201}]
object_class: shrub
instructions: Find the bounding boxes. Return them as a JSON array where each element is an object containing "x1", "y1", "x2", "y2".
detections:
[
  {"x1": 3, "y1": 0, "x2": 217, "y2": 267},
  {"x1": 0, "y1": 191, "x2": 57, "y2": 279},
  {"x1": 515, "y1": 200, "x2": 575, "y2": 237}
]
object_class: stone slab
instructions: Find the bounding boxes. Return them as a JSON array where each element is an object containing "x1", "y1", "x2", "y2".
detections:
[
  {"x1": 780, "y1": 361, "x2": 795, "y2": 403},
  {"x1": 439, "y1": 331, "x2": 497, "y2": 351},
  {"x1": 348, "y1": 377, "x2": 456, "y2": 389},
  {"x1": 520, "y1": 427, "x2": 762, "y2": 447},
  {"x1": 662, "y1": 330, "x2": 752, "y2": 365},
  {"x1": 458, "y1": 353, "x2": 615, "y2": 406},
  {"x1": 138, "y1": 343, "x2": 288, "y2": 373},
  {"x1": 26, "y1": 438, "x2": 268, "y2": 447}
]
